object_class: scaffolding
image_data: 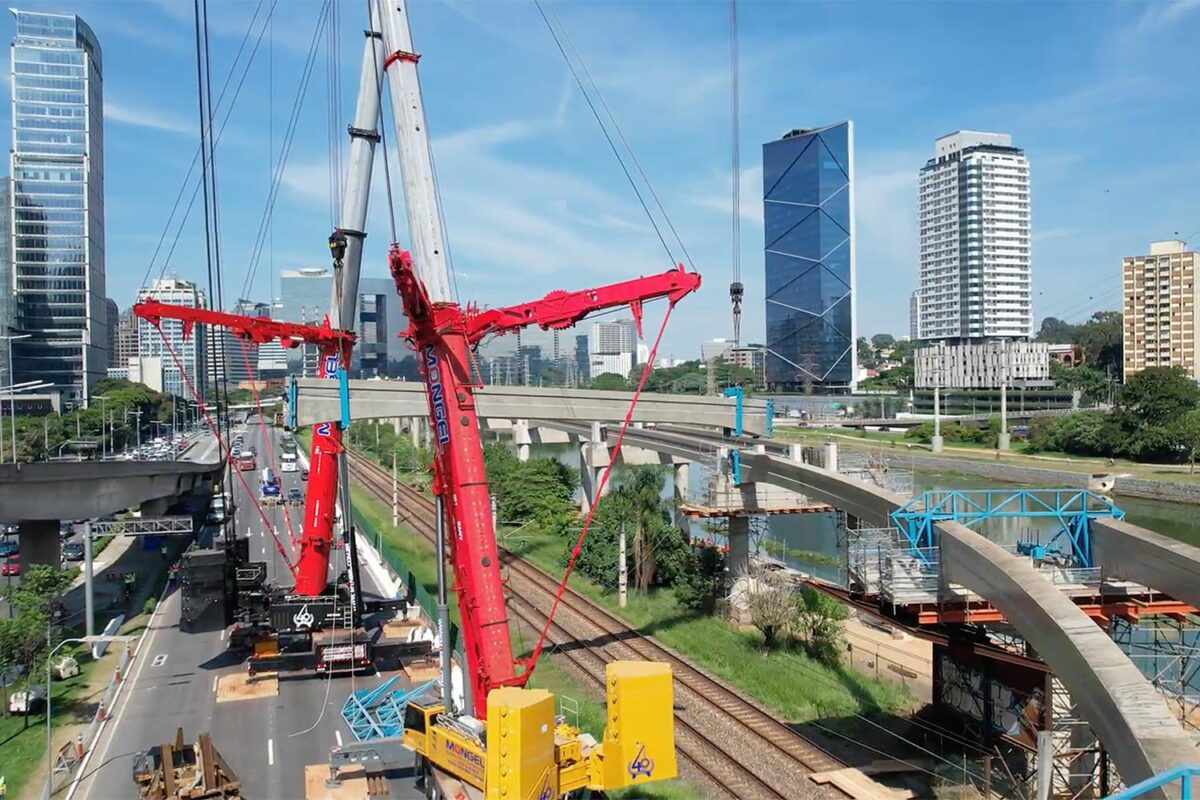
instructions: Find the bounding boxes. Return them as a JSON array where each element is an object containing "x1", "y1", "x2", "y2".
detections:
[{"x1": 1109, "y1": 613, "x2": 1200, "y2": 733}]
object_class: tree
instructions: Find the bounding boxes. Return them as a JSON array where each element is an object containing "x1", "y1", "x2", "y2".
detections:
[
  {"x1": 792, "y1": 586, "x2": 847, "y2": 664},
  {"x1": 1036, "y1": 316, "x2": 1078, "y2": 343},
  {"x1": 1049, "y1": 362, "x2": 1110, "y2": 404},
  {"x1": 674, "y1": 546, "x2": 725, "y2": 613},
  {"x1": 855, "y1": 337, "x2": 876, "y2": 369},
  {"x1": 747, "y1": 569, "x2": 794, "y2": 651},
  {"x1": 1116, "y1": 367, "x2": 1200, "y2": 429},
  {"x1": 1074, "y1": 311, "x2": 1123, "y2": 373},
  {"x1": 589, "y1": 372, "x2": 628, "y2": 391},
  {"x1": 1172, "y1": 410, "x2": 1200, "y2": 473},
  {"x1": 870, "y1": 333, "x2": 896, "y2": 350}
]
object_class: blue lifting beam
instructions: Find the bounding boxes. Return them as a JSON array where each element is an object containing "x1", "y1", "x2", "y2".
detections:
[
  {"x1": 337, "y1": 367, "x2": 351, "y2": 431},
  {"x1": 889, "y1": 489, "x2": 1125, "y2": 568},
  {"x1": 341, "y1": 677, "x2": 437, "y2": 742},
  {"x1": 285, "y1": 376, "x2": 298, "y2": 430},
  {"x1": 722, "y1": 386, "x2": 744, "y2": 436}
]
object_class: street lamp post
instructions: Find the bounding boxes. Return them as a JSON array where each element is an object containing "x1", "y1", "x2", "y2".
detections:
[
  {"x1": 998, "y1": 342, "x2": 1011, "y2": 452},
  {"x1": 44, "y1": 635, "x2": 132, "y2": 799},
  {"x1": 1, "y1": 333, "x2": 32, "y2": 463}
]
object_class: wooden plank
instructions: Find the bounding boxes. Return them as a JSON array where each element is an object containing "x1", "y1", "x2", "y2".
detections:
[
  {"x1": 161, "y1": 743, "x2": 176, "y2": 799},
  {"x1": 198, "y1": 734, "x2": 217, "y2": 790}
]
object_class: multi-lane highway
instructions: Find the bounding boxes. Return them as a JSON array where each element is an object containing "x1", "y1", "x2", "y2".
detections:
[{"x1": 72, "y1": 417, "x2": 419, "y2": 800}]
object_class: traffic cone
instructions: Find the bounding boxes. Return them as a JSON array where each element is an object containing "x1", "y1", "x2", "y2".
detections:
[{"x1": 96, "y1": 699, "x2": 107, "y2": 722}]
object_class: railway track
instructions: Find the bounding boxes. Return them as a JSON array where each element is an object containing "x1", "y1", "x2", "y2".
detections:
[{"x1": 346, "y1": 447, "x2": 844, "y2": 799}]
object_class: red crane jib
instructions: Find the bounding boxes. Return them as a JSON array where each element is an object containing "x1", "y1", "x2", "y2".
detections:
[
  {"x1": 132, "y1": 300, "x2": 356, "y2": 597},
  {"x1": 388, "y1": 246, "x2": 701, "y2": 716}
]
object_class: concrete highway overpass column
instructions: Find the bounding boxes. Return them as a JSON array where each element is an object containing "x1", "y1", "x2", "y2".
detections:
[{"x1": 19, "y1": 519, "x2": 60, "y2": 567}]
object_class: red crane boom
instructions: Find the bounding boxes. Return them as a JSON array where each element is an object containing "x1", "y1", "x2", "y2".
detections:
[
  {"x1": 389, "y1": 246, "x2": 701, "y2": 715},
  {"x1": 133, "y1": 300, "x2": 355, "y2": 596}
]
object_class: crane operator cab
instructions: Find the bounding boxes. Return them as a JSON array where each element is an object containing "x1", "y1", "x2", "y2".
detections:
[{"x1": 402, "y1": 661, "x2": 676, "y2": 799}]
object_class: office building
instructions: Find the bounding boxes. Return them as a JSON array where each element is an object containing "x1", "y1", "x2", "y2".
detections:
[
  {"x1": 103, "y1": 297, "x2": 117, "y2": 367},
  {"x1": 763, "y1": 122, "x2": 857, "y2": 392},
  {"x1": 701, "y1": 338, "x2": 733, "y2": 363},
  {"x1": 115, "y1": 306, "x2": 137, "y2": 366},
  {"x1": 208, "y1": 299, "x2": 268, "y2": 385},
  {"x1": 574, "y1": 335, "x2": 589, "y2": 383},
  {"x1": 588, "y1": 319, "x2": 637, "y2": 379},
  {"x1": 0, "y1": 179, "x2": 11, "y2": 384},
  {"x1": 1122, "y1": 240, "x2": 1199, "y2": 380},
  {"x1": 136, "y1": 278, "x2": 206, "y2": 397},
  {"x1": 915, "y1": 340, "x2": 1049, "y2": 388},
  {"x1": 279, "y1": 267, "x2": 398, "y2": 377},
  {"x1": 917, "y1": 131, "x2": 1031, "y2": 342},
  {"x1": 727, "y1": 343, "x2": 766, "y2": 384},
  {"x1": 9, "y1": 10, "x2": 106, "y2": 404}
]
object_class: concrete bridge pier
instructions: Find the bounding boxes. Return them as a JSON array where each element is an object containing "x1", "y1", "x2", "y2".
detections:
[
  {"x1": 579, "y1": 422, "x2": 611, "y2": 514},
  {"x1": 788, "y1": 443, "x2": 804, "y2": 463},
  {"x1": 728, "y1": 516, "x2": 750, "y2": 579},
  {"x1": 19, "y1": 519, "x2": 61, "y2": 567},
  {"x1": 823, "y1": 441, "x2": 838, "y2": 473},
  {"x1": 513, "y1": 419, "x2": 532, "y2": 463},
  {"x1": 140, "y1": 497, "x2": 171, "y2": 517},
  {"x1": 409, "y1": 416, "x2": 422, "y2": 449},
  {"x1": 673, "y1": 461, "x2": 690, "y2": 536},
  {"x1": 392, "y1": 417, "x2": 402, "y2": 436}
]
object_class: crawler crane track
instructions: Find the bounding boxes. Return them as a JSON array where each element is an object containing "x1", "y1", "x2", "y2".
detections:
[{"x1": 346, "y1": 446, "x2": 845, "y2": 799}]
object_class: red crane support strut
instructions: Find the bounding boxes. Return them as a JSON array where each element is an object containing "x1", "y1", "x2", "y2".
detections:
[
  {"x1": 132, "y1": 301, "x2": 356, "y2": 597},
  {"x1": 388, "y1": 246, "x2": 701, "y2": 716}
]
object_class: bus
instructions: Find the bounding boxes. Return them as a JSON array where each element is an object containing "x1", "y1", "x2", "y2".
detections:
[{"x1": 280, "y1": 451, "x2": 298, "y2": 473}]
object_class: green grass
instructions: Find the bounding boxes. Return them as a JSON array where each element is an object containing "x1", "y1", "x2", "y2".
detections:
[
  {"x1": 347, "y1": 478, "x2": 702, "y2": 799},
  {"x1": 0, "y1": 649, "x2": 103, "y2": 799},
  {"x1": 503, "y1": 523, "x2": 910, "y2": 721}
]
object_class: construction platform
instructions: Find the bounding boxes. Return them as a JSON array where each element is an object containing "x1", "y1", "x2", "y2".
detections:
[{"x1": 679, "y1": 500, "x2": 833, "y2": 518}]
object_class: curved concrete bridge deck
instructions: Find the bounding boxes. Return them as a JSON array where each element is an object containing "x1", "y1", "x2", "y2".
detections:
[{"x1": 740, "y1": 452, "x2": 1198, "y2": 790}]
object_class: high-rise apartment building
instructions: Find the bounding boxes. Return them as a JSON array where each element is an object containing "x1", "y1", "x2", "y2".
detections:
[
  {"x1": 9, "y1": 10, "x2": 105, "y2": 404},
  {"x1": 762, "y1": 122, "x2": 856, "y2": 392},
  {"x1": 1122, "y1": 240, "x2": 1199, "y2": 381},
  {"x1": 588, "y1": 319, "x2": 637, "y2": 379},
  {"x1": 137, "y1": 278, "x2": 206, "y2": 397},
  {"x1": 909, "y1": 290, "x2": 920, "y2": 341},
  {"x1": 917, "y1": 131, "x2": 1031, "y2": 343}
]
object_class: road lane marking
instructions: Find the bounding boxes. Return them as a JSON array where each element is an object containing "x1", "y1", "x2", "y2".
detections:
[
  {"x1": 220, "y1": 628, "x2": 227, "y2": 642},
  {"x1": 267, "y1": 737, "x2": 275, "y2": 766},
  {"x1": 335, "y1": 730, "x2": 343, "y2": 747},
  {"x1": 212, "y1": 675, "x2": 218, "y2": 693},
  {"x1": 151, "y1": 654, "x2": 168, "y2": 667}
]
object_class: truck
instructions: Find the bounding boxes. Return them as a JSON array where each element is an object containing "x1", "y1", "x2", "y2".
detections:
[{"x1": 259, "y1": 467, "x2": 281, "y2": 505}]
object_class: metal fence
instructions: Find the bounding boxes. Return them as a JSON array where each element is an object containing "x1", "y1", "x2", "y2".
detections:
[{"x1": 352, "y1": 509, "x2": 464, "y2": 660}]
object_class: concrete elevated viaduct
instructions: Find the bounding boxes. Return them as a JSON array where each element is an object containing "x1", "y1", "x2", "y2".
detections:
[
  {"x1": 289, "y1": 377, "x2": 771, "y2": 435},
  {"x1": 491, "y1": 417, "x2": 1200, "y2": 789},
  {"x1": 0, "y1": 458, "x2": 221, "y2": 566}
]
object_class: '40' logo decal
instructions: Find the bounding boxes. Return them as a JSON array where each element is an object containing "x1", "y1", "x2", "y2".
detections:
[
  {"x1": 315, "y1": 422, "x2": 333, "y2": 437},
  {"x1": 628, "y1": 743, "x2": 654, "y2": 779}
]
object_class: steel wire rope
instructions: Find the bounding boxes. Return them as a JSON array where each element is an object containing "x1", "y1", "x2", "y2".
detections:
[
  {"x1": 524, "y1": 296, "x2": 680, "y2": 673},
  {"x1": 236, "y1": 338, "x2": 300, "y2": 548},
  {"x1": 139, "y1": 0, "x2": 268, "y2": 292},
  {"x1": 150, "y1": 324, "x2": 296, "y2": 574},
  {"x1": 240, "y1": 1, "x2": 334, "y2": 301},
  {"x1": 545, "y1": 2, "x2": 697, "y2": 274},
  {"x1": 156, "y1": 1, "x2": 278, "y2": 289},
  {"x1": 532, "y1": 0, "x2": 676, "y2": 267},
  {"x1": 200, "y1": 0, "x2": 235, "y2": 493}
]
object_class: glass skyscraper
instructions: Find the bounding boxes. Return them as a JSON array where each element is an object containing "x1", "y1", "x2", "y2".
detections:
[
  {"x1": 9, "y1": 10, "x2": 105, "y2": 404},
  {"x1": 279, "y1": 268, "x2": 399, "y2": 376},
  {"x1": 762, "y1": 122, "x2": 856, "y2": 392}
]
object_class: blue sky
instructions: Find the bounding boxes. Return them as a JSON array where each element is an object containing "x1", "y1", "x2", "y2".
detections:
[{"x1": 4, "y1": 0, "x2": 1199, "y2": 360}]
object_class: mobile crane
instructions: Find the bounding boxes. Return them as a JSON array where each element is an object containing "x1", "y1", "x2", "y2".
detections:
[{"x1": 142, "y1": 0, "x2": 699, "y2": 794}]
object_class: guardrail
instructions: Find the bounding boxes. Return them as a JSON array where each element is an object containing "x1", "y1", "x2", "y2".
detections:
[{"x1": 1104, "y1": 764, "x2": 1199, "y2": 798}]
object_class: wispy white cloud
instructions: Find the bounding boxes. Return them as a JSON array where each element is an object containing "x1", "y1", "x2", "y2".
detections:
[
  {"x1": 689, "y1": 165, "x2": 763, "y2": 226},
  {"x1": 1133, "y1": 0, "x2": 1200, "y2": 33},
  {"x1": 105, "y1": 102, "x2": 194, "y2": 135}
]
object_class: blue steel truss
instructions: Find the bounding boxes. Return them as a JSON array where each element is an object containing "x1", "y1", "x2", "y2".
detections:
[
  {"x1": 890, "y1": 489, "x2": 1125, "y2": 568},
  {"x1": 341, "y1": 676, "x2": 436, "y2": 742}
]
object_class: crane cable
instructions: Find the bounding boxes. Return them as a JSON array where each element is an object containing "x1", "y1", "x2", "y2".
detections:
[
  {"x1": 729, "y1": 0, "x2": 744, "y2": 346},
  {"x1": 150, "y1": 324, "x2": 298, "y2": 576},
  {"x1": 523, "y1": 296, "x2": 680, "y2": 677},
  {"x1": 532, "y1": 0, "x2": 675, "y2": 267},
  {"x1": 541, "y1": 3, "x2": 696, "y2": 274}
]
